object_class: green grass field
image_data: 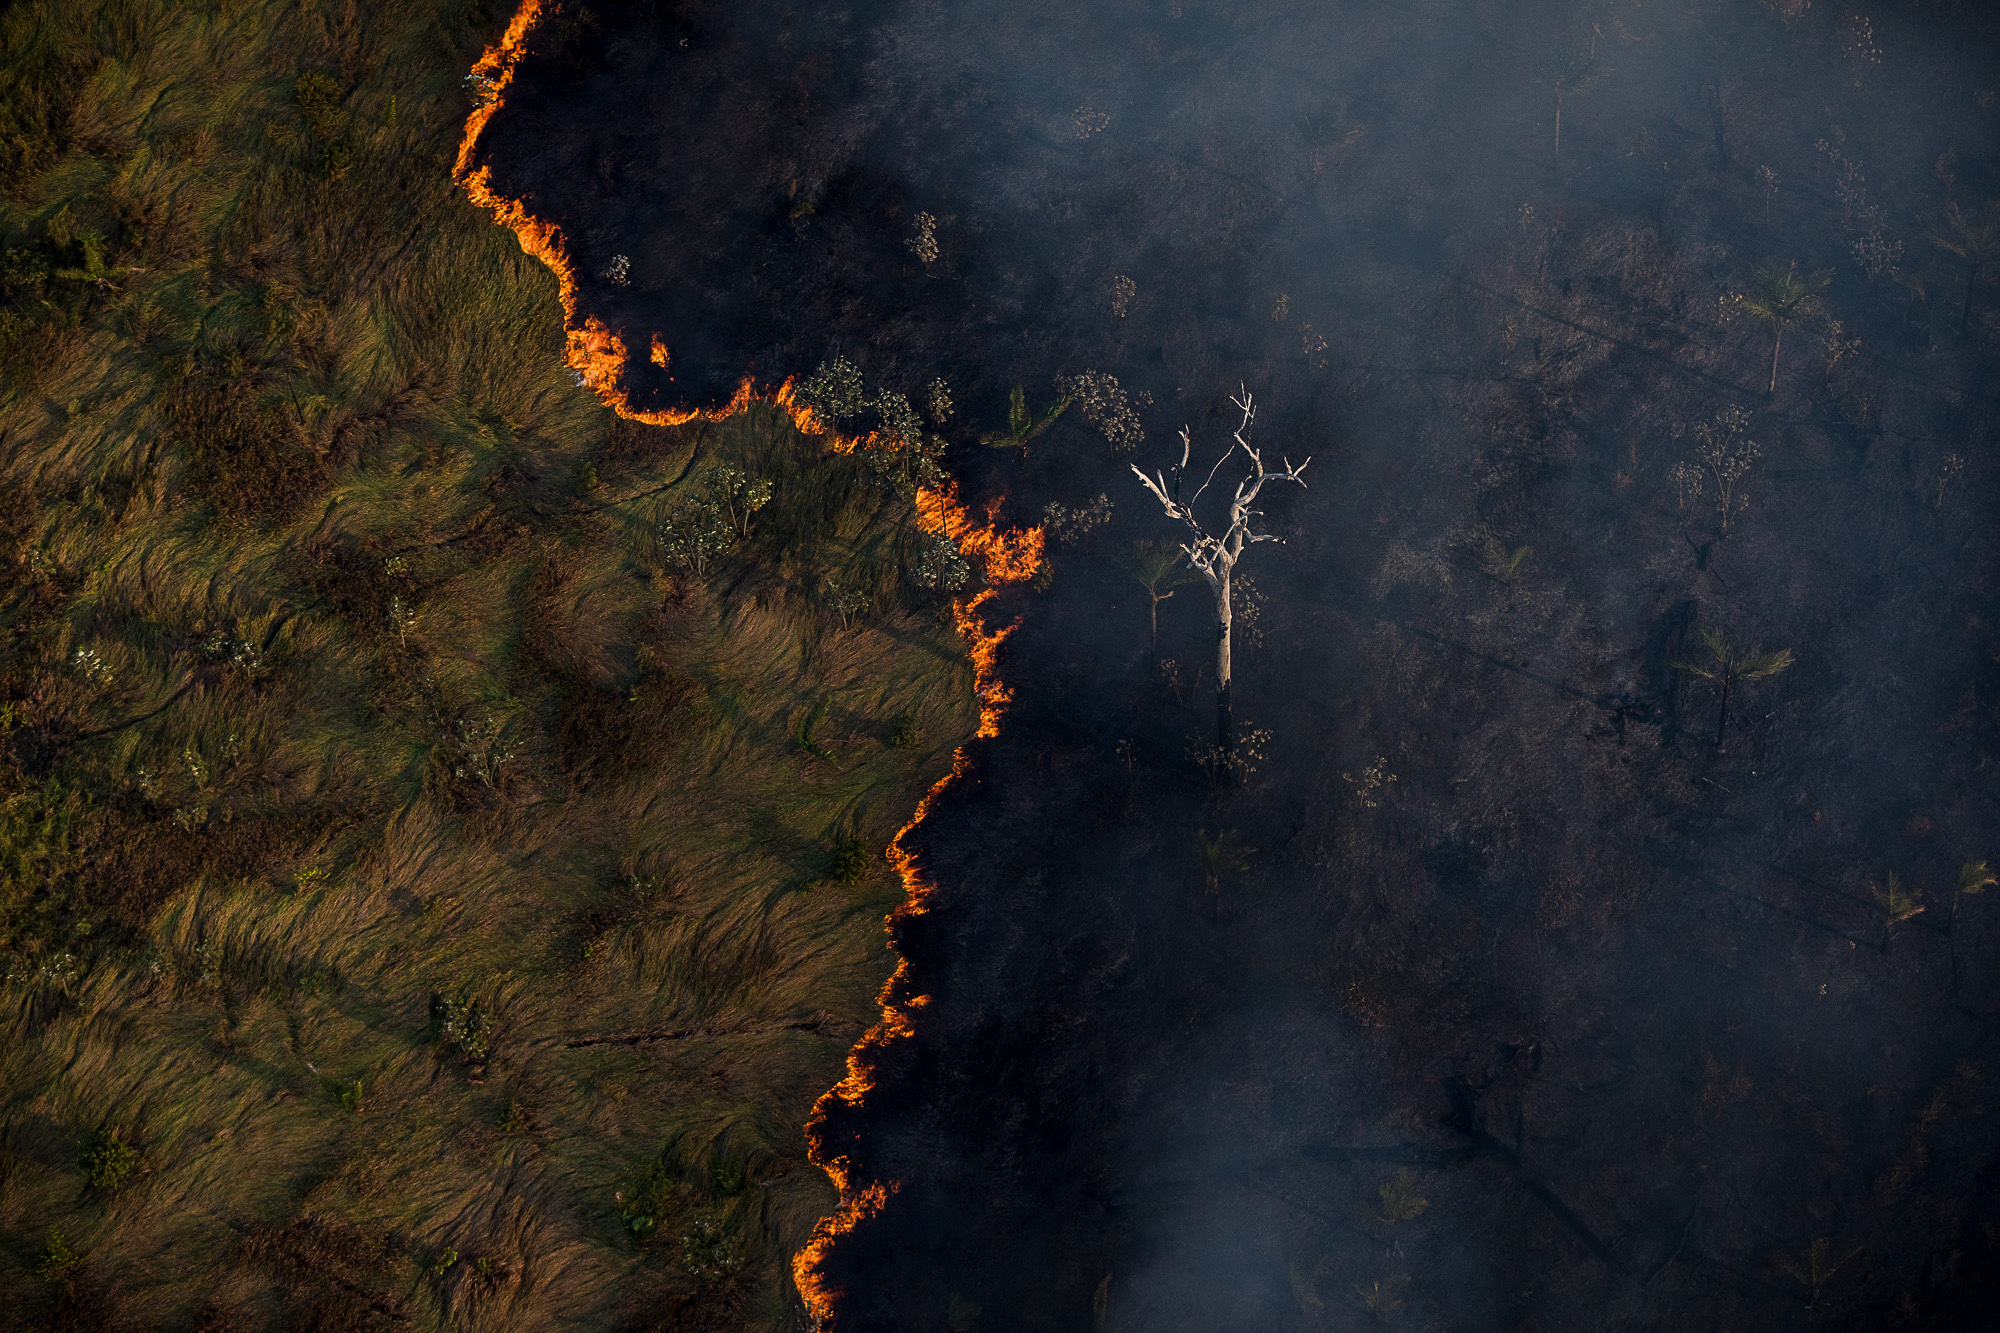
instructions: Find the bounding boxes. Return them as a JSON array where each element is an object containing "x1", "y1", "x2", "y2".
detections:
[{"x1": 0, "y1": 3, "x2": 974, "y2": 1327}]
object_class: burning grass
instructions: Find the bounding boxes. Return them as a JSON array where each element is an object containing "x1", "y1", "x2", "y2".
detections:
[{"x1": 450, "y1": 6, "x2": 1048, "y2": 1319}]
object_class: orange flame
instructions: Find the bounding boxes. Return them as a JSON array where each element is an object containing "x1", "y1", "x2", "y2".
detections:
[
  {"x1": 915, "y1": 481, "x2": 1046, "y2": 586},
  {"x1": 459, "y1": 8, "x2": 1042, "y2": 1322}
]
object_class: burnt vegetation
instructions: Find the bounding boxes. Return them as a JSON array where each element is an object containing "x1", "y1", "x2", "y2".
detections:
[{"x1": 483, "y1": 0, "x2": 2000, "y2": 1328}]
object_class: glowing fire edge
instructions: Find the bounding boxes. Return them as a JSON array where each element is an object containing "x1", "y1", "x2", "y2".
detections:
[{"x1": 456, "y1": 5, "x2": 1045, "y2": 1323}]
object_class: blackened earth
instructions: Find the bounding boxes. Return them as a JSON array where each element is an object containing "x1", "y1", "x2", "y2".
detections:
[{"x1": 482, "y1": 1, "x2": 2000, "y2": 1327}]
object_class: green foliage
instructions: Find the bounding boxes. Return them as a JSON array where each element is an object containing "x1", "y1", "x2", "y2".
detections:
[
  {"x1": 1742, "y1": 260, "x2": 1830, "y2": 328},
  {"x1": 430, "y1": 1246, "x2": 459, "y2": 1276},
  {"x1": 914, "y1": 533, "x2": 971, "y2": 595},
  {"x1": 621, "y1": 1153, "x2": 678, "y2": 1241},
  {"x1": 1676, "y1": 629, "x2": 1795, "y2": 684},
  {"x1": 678, "y1": 1212, "x2": 745, "y2": 1286},
  {"x1": 874, "y1": 390, "x2": 923, "y2": 449},
  {"x1": 294, "y1": 74, "x2": 347, "y2": 141},
  {"x1": 37, "y1": 1229, "x2": 78, "y2": 1280},
  {"x1": 1540, "y1": 43, "x2": 1605, "y2": 100},
  {"x1": 796, "y1": 356, "x2": 867, "y2": 421},
  {"x1": 707, "y1": 465, "x2": 773, "y2": 537},
  {"x1": 1874, "y1": 872, "x2": 1924, "y2": 925},
  {"x1": 1374, "y1": 1168, "x2": 1429, "y2": 1224},
  {"x1": 1675, "y1": 628, "x2": 1793, "y2": 747},
  {"x1": 83, "y1": 1129, "x2": 137, "y2": 1193},
  {"x1": 1195, "y1": 828, "x2": 1252, "y2": 898},
  {"x1": 657, "y1": 465, "x2": 772, "y2": 573},
  {"x1": 0, "y1": 782, "x2": 82, "y2": 956},
  {"x1": 657, "y1": 498, "x2": 734, "y2": 576},
  {"x1": 886, "y1": 712, "x2": 919, "y2": 749},
  {"x1": 823, "y1": 577, "x2": 867, "y2": 629},
  {"x1": 1959, "y1": 860, "x2": 1996, "y2": 895},
  {"x1": 1742, "y1": 260, "x2": 1830, "y2": 392},
  {"x1": 432, "y1": 989, "x2": 493, "y2": 1064},
  {"x1": 829, "y1": 835, "x2": 870, "y2": 885},
  {"x1": 1355, "y1": 1273, "x2": 1409, "y2": 1316},
  {"x1": 1931, "y1": 201, "x2": 2000, "y2": 328},
  {"x1": 981, "y1": 384, "x2": 1071, "y2": 449},
  {"x1": 1483, "y1": 538, "x2": 1532, "y2": 581},
  {"x1": 1930, "y1": 201, "x2": 2000, "y2": 269},
  {"x1": 1115, "y1": 540, "x2": 1186, "y2": 647}
]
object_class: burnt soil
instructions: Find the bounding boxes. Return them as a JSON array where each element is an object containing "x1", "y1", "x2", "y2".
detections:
[{"x1": 483, "y1": 0, "x2": 2000, "y2": 1327}]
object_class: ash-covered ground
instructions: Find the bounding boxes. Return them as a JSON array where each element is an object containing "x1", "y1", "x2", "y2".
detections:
[{"x1": 482, "y1": 0, "x2": 2000, "y2": 1327}]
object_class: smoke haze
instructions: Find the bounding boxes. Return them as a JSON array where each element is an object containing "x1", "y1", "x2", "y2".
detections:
[{"x1": 479, "y1": 0, "x2": 2000, "y2": 1326}]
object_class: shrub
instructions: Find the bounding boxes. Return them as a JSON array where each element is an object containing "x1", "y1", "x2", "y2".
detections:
[
  {"x1": 795, "y1": 356, "x2": 867, "y2": 422},
  {"x1": 678, "y1": 1213, "x2": 744, "y2": 1286},
  {"x1": 293, "y1": 73, "x2": 346, "y2": 142},
  {"x1": 913, "y1": 534, "x2": 970, "y2": 595},
  {"x1": 83, "y1": 1129, "x2": 137, "y2": 1192},
  {"x1": 37, "y1": 1228, "x2": 78, "y2": 1279},
  {"x1": 431, "y1": 989, "x2": 492, "y2": 1063},
  {"x1": 829, "y1": 836, "x2": 870, "y2": 885}
]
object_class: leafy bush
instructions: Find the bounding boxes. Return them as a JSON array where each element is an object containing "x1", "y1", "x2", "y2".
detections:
[
  {"x1": 83, "y1": 1130, "x2": 137, "y2": 1192},
  {"x1": 37, "y1": 1228, "x2": 78, "y2": 1279},
  {"x1": 829, "y1": 835, "x2": 870, "y2": 885},
  {"x1": 795, "y1": 356, "x2": 867, "y2": 422},
  {"x1": 431, "y1": 989, "x2": 492, "y2": 1063},
  {"x1": 293, "y1": 73, "x2": 346, "y2": 142},
  {"x1": 914, "y1": 534, "x2": 970, "y2": 594},
  {"x1": 678, "y1": 1213, "x2": 745, "y2": 1286}
]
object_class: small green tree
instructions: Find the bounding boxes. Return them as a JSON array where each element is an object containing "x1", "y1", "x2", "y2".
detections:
[
  {"x1": 1539, "y1": 44, "x2": 1604, "y2": 165},
  {"x1": 83, "y1": 1129, "x2": 138, "y2": 1193},
  {"x1": 1873, "y1": 871, "x2": 1923, "y2": 926},
  {"x1": 1741, "y1": 261, "x2": 1829, "y2": 395},
  {"x1": 1674, "y1": 629, "x2": 1793, "y2": 749},
  {"x1": 1374, "y1": 1168, "x2": 1429, "y2": 1225},
  {"x1": 37, "y1": 1229, "x2": 79, "y2": 1280},
  {"x1": 1930, "y1": 200, "x2": 2000, "y2": 332},
  {"x1": 1194, "y1": 828, "x2": 1252, "y2": 920},
  {"x1": 1777, "y1": 1236, "x2": 1860, "y2": 1311},
  {"x1": 1113, "y1": 541, "x2": 1186, "y2": 652},
  {"x1": 980, "y1": 384, "x2": 1071, "y2": 450}
]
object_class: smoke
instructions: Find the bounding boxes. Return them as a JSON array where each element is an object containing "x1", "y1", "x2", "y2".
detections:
[{"x1": 474, "y1": 0, "x2": 2000, "y2": 1327}]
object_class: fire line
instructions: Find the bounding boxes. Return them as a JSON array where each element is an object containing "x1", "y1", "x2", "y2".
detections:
[{"x1": 456, "y1": 5, "x2": 1043, "y2": 1324}]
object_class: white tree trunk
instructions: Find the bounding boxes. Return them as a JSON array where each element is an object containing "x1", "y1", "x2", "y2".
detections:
[{"x1": 1214, "y1": 568, "x2": 1233, "y2": 749}]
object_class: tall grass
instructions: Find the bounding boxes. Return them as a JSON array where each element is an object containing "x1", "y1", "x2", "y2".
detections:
[{"x1": 0, "y1": 4, "x2": 974, "y2": 1326}]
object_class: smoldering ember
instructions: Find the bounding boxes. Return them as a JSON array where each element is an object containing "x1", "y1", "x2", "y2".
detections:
[{"x1": 2, "y1": 0, "x2": 1998, "y2": 1329}]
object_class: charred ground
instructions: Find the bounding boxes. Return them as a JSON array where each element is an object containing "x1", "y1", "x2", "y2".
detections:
[{"x1": 483, "y1": 0, "x2": 2000, "y2": 1327}]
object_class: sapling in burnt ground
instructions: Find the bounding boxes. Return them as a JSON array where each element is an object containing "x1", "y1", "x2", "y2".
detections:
[
  {"x1": 1873, "y1": 871, "x2": 1923, "y2": 927},
  {"x1": 1539, "y1": 43, "x2": 1605, "y2": 166},
  {"x1": 1113, "y1": 540, "x2": 1186, "y2": 654},
  {"x1": 979, "y1": 383, "x2": 1070, "y2": 450},
  {"x1": 1673, "y1": 628, "x2": 1793, "y2": 749},
  {"x1": 1132, "y1": 388, "x2": 1310, "y2": 754},
  {"x1": 1741, "y1": 260, "x2": 1829, "y2": 395},
  {"x1": 1929, "y1": 200, "x2": 2000, "y2": 332}
]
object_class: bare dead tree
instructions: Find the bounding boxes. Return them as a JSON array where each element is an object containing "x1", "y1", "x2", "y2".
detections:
[{"x1": 1131, "y1": 388, "x2": 1310, "y2": 754}]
